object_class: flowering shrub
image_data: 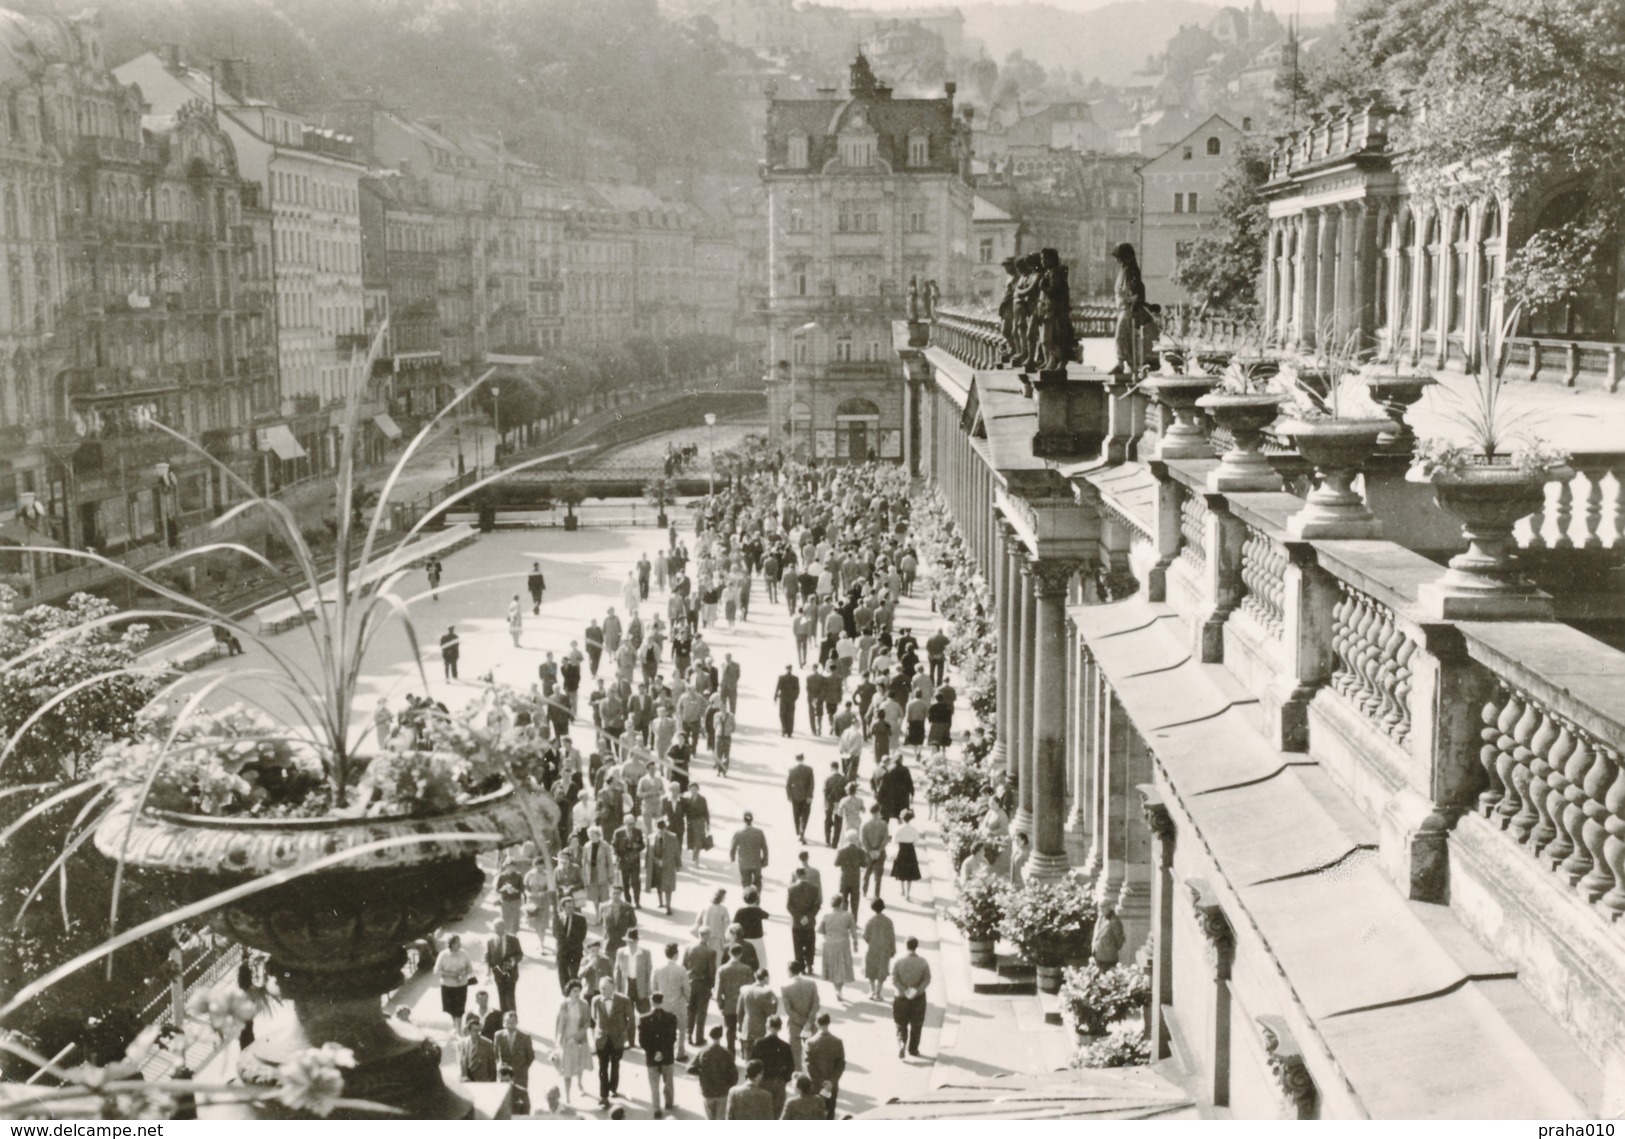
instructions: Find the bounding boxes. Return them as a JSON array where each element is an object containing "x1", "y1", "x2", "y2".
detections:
[
  {"x1": 1059, "y1": 961, "x2": 1152, "y2": 1036},
  {"x1": 948, "y1": 871, "x2": 1011, "y2": 942},
  {"x1": 1000, "y1": 877, "x2": 1098, "y2": 966},
  {"x1": 93, "y1": 706, "x2": 330, "y2": 818},
  {"x1": 1071, "y1": 1027, "x2": 1152, "y2": 1070}
]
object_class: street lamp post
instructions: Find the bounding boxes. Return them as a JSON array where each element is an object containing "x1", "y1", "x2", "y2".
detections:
[
  {"x1": 787, "y1": 320, "x2": 817, "y2": 458},
  {"x1": 704, "y1": 412, "x2": 717, "y2": 495},
  {"x1": 492, "y1": 385, "x2": 501, "y2": 468}
]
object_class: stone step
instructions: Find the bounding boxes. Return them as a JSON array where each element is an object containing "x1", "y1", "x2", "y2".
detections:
[{"x1": 971, "y1": 954, "x2": 1037, "y2": 994}]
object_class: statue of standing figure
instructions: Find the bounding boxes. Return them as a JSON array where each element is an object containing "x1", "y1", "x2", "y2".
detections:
[
  {"x1": 1014, "y1": 253, "x2": 1045, "y2": 370},
  {"x1": 1036, "y1": 248, "x2": 1078, "y2": 373},
  {"x1": 923, "y1": 279, "x2": 940, "y2": 320},
  {"x1": 997, "y1": 256, "x2": 1019, "y2": 364},
  {"x1": 908, "y1": 275, "x2": 920, "y2": 321}
]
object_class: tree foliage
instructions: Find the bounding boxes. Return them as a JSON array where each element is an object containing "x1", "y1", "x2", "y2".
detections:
[{"x1": 1170, "y1": 144, "x2": 1272, "y2": 316}]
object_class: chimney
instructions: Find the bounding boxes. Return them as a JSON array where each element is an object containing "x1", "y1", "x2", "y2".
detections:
[{"x1": 219, "y1": 58, "x2": 251, "y2": 102}]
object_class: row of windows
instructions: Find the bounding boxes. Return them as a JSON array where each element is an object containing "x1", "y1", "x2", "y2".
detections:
[
  {"x1": 1180, "y1": 137, "x2": 1225, "y2": 160},
  {"x1": 277, "y1": 228, "x2": 360, "y2": 274},
  {"x1": 274, "y1": 169, "x2": 358, "y2": 215},
  {"x1": 785, "y1": 130, "x2": 932, "y2": 169},
  {"x1": 1173, "y1": 192, "x2": 1201, "y2": 214}
]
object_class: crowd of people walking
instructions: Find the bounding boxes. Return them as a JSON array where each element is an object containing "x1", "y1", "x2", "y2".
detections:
[{"x1": 368, "y1": 449, "x2": 962, "y2": 1119}]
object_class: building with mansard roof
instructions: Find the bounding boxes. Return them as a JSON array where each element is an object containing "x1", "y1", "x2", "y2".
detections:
[{"x1": 762, "y1": 53, "x2": 972, "y2": 463}]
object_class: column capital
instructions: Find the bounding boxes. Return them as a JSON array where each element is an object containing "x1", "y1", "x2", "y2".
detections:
[
  {"x1": 1184, "y1": 876, "x2": 1235, "y2": 979},
  {"x1": 1137, "y1": 783, "x2": 1176, "y2": 858},
  {"x1": 1027, "y1": 557, "x2": 1080, "y2": 597},
  {"x1": 1256, "y1": 1015, "x2": 1316, "y2": 1118}
]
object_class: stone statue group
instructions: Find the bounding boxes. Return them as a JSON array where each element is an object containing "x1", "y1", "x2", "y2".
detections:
[{"x1": 999, "y1": 248, "x2": 1077, "y2": 374}]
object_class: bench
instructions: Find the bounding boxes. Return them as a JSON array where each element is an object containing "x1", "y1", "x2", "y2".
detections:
[{"x1": 139, "y1": 624, "x2": 241, "y2": 673}]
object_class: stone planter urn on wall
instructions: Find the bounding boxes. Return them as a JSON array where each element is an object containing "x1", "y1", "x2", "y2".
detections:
[
  {"x1": 1364, "y1": 373, "x2": 1436, "y2": 452},
  {"x1": 95, "y1": 790, "x2": 533, "y2": 1119},
  {"x1": 1412, "y1": 461, "x2": 1571, "y2": 619},
  {"x1": 1195, "y1": 392, "x2": 1285, "y2": 492},
  {"x1": 1141, "y1": 375, "x2": 1218, "y2": 461},
  {"x1": 1278, "y1": 418, "x2": 1390, "y2": 539}
]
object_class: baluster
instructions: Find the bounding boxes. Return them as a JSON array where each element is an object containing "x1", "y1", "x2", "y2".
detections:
[
  {"x1": 1598, "y1": 748, "x2": 1625, "y2": 917},
  {"x1": 1330, "y1": 592, "x2": 1356, "y2": 694},
  {"x1": 1359, "y1": 605, "x2": 1394, "y2": 718},
  {"x1": 1388, "y1": 637, "x2": 1415, "y2": 744},
  {"x1": 1372, "y1": 622, "x2": 1401, "y2": 728},
  {"x1": 1506, "y1": 698, "x2": 1542, "y2": 843},
  {"x1": 1526, "y1": 709, "x2": 1560, "y2": 855},
  {"x1": 1578, "y1": 466, "x2": 1606, "y2": 549},
  {"x1": 1578, "y1": 742, "x2": 1616, "y2": 902},
  {"x1": 1493, "y1": 693, "x2": 1527, "y2": 832},
  {"x1": 1557, "y1": 732, "x2": 1596, "y2": 885},
  {"x1": 1478, "y1": 698, "x2": 1507, "y2": 816},
  {"x1": 1542, "y1": 722, "x2": 1576, "y2": 866},
  {"x1": 1552, "y1": 477, "x2": 1575, "y2": 549},
  {"x1": 1525, "y1": 482, "x2": 1549, "y2": 550},
  {"x1": 1347, "y1": 597, "x2": 1375, "y2": 704},
  {"x1": 1611, "y1": 470, "x2": 1625, "y2": 548}
]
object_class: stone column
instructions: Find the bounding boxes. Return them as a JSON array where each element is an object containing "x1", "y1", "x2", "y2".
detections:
[
  {"x1": 1013, "y1": 560, "x2": 1037, "y2": 838},
  {"x1": 1353, "y1": 202, "x2": 1378, "y2": 350},
  {"x1": 1065, "y1": 624, "x2": 1089, "y2": 862},
  {"x1": 1002, "y1": 532, "x2": 1025, "y2": 789},
  {"x1": 1138, "y1": 785, "x2": 1176, "y2": 1061},
  {"x1": 1335, "y1": 206, "x2": 1358, "y2": 342},
  {"x1": 1315, "y1": 205, "x2": 1338, "y2": 344},
  {"x1": 1093, "y1": 688, "x2": 1133, "y2": 906},
  {"x1": 1027, "y1": 558, "x2": 1078, "y2": 882},
  {"x1": 1261, "y1": 221, "x2": 1279, "y2": 337},
  {"x1": 1186, "y1": 877, "x2": 1236, "y2": 1108},
  {"x1": 988, "y1": 521, "x2": 1013, "y2": 770},
  {"x1": 1297, "y1": 212, "x2": 1319, "y2": 350}
]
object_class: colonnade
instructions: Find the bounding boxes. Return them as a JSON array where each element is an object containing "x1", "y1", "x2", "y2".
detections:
[{"x1": 1263, "y1": 193, "x2": 1506, "y2": 370}]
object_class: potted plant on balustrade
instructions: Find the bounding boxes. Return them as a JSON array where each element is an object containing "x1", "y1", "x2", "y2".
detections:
[
  {"x1": 999, "y1": 875, "x2": 1098, "y2": 994},
  {"x1": 643, "y1": 475, "x2": 672, "y2": 529},
  {"x1": 1361, "y1": 281, "x2": 1435, "y2": 453},
  {"x1": 1, "y1": 327, "x2": 572, "y2": 1120},
  {"x1": 1196, "y1": 326, "x2": 1288, "y2": 493},
  {"x1": 1156, "y1": 302, "x2": 1199, "y2": 376},
  {"x1": 1407, "y1": 299, "x2": 1572, "y2": 619},
  {"x1": 1058, "y1": 959, "x2": 1152, "y2": 1038},
  {"x1": 948, "y1": 869, "x2": 1011, "y2": 968},
  {"x1": 1274, "y1": 325, "x2": 1393, "y2": 539},
  {"x1": 1141, "y1": 301, "x2": 1220, "y2": 460}
]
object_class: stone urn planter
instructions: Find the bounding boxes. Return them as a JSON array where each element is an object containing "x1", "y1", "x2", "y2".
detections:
[
  {"x1": 1365, "y1": 373, "x2": 1436, "y2": 451},
  {"x1": 94, "y1": 789, "x2": 534, "y2": 1119},
  {"x1": 1141, "y1": 375, "x2": 1218, "y2": 461},
  {"x1": 1195, "y1": 392, "x2": 1286, "y2": 492},
  {"x1": 1278, "y1": 418, "x2": 1390, "y2": 539},
  {"x1": 1196, "y1": 350, "x2": 1233, "y2": 376},
  {"x1": 1412, "y1": 461, "x2": 1572, "y2": 619}
]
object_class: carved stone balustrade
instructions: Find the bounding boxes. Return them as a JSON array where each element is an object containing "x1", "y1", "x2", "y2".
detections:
[{"x1": 1329, "y1": 581, "x2": 1416, "y2": 748}]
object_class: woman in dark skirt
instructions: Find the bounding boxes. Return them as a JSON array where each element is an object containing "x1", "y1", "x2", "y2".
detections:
[{"x1": 890, "y1": 809, "x2": 921, "y2": 902}]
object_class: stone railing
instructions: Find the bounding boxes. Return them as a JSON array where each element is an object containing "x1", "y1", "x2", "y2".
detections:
[
  {"x1": 1237, "y1": 524, "x2": 1286, "y2": 640},
  {"x1": 1329, "y1": 581, "x2": 1416, "y2": 748},
  {"x1": 1523, "y1": 453, "x2": 1625, "y2": 550},
  {"x1": 1466, "y1": 635, "x2": 1625, "y2": 923},
  {"x1": 1504, "y1": 337, "x2": 1625, "y2": 395},
  {"x1": 1267, "y1": 103, "x2": 1391, "y2": 183},
  {"x1": 1103, "y1": 453, "x2": 1625, "y2": 1066},
  {"x1": 931, "y1": 303, "x2": 1121, "y2": 369},
  {"x1": 1178, "y1": 485, "x2": 1208, "y2": 572}
]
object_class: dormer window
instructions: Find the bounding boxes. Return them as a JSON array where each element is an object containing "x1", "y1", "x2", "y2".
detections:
[
  {"x1": 908, "y1": 131, "x2": 929, "y2": 166},
  {"x1": 787, "y1": 131, "x2": 808, "y2": 168},
  {"x1": 840, "y1": 133, "x2": 875, "y2": 169}
]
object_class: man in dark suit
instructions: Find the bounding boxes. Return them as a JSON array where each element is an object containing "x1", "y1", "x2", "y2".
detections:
[
  {"x1": 751, "y1": 1015, "x2": 795, "y2": 1118},
  {"x1": 440, "y1": 626, "x2": 460, "y2": 681},
  {"x1": 527, "y1": 562, "x2": 547, "y2": 614},
  {"x1": 785, "y1": 753, "x2": 815, "y2": 844},
  {"x1": 637, "y1": 992, "x2": 680, "y2": 1118},
  {"x1": 555, "y1": 897, "x2": 588, "y2": 993},
  {"x1": 493, "y1": 1009, "x2": 536, "y2": 1114},
  {"x1": 786, "y1": 868, "x2": 821, "y2": 973},
  {"x1": 591, "y1": 976, "x2": 634, "y2": 1108},
  {"x1": 485, "y1": 919, "x2": 523, "y2": 1012},
  {"x1": 822, "y1": 762, "x2": 847, "y2": 847},
  {"x1": 684, "y1": 935, "x2": 717, "y2": 1048},
  {"x1": 805, "y1": 1012, "x2": 846, "y2": 1119},
  {"x1": 688, "y1": 1025, "x2": 738, "y2": 1120},
  {"x1": 772, "y1": 665, "x2": 800, "y2": 738}
]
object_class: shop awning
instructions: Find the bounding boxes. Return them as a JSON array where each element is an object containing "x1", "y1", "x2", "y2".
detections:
[
  {"x1": 260, "y1": 424, "x2": 307, "y2": 462},
  {"x1": 372, "y1": 413, "x2": 403, "y2": 440}
]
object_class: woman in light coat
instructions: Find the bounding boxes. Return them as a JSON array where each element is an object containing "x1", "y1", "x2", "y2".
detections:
[{"x1": 553, "y1": 980, "x2": 592, "y2": 1102}]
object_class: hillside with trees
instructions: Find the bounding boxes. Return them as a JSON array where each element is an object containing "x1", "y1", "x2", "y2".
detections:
[{"x1": 11, "y1": 0, "x2": 755, "y2": 180}]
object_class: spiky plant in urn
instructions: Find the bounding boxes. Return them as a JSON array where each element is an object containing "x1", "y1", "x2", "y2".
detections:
[
  {"x1": 1, "y1": 327, "x2": 569, "y2": 1119},
  {"x1": 1196, "y1": 339, "x2": 1288, "y2": 492},
  {"x1": 1408, "y1": 301, "x2": 1571, "y2": 619},
  {"x1": 1274, "y1": 326, "x2": 1392, "y2": 539}
]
